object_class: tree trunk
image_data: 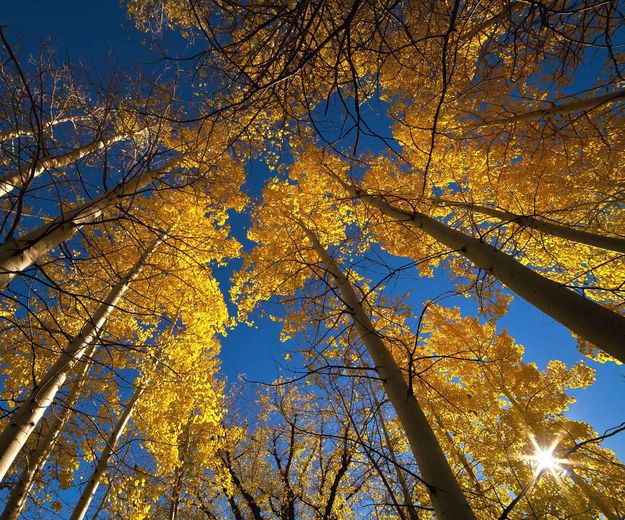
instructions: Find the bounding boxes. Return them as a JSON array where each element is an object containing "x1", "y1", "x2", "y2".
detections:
[
  {"x1": 301, "y1": 224, "x2": 476, "y2": 520},
  {"x1": 343, "y1": 182, "x2": 625, "y2": 363},
  {"x1": 464, "y1": 88, "x2": 625, "y2": 129},
  {"x1": 0, "y1": 237, "x2": 161, "y2": 482},
  {"x1": 0, "y1": 131, "x2": 138, "y2": 197},
  {"x1": 0, "y1": 344, "x2": 97, "y2": 520},
  {"x1": 70, "y1": 383, "x2": 146, "y2": 520},
  {"x1": 0, "y1": 156, "x2": 181, "y2": 290},
  {"x1": 221, "y1": 451, "x2": 264, "y2": 520},
  {"x1": 0, "y1": 115, "x2": 89, "y2": 142},
  {"x1": 429, "y1": 198, "x2": 625, "y2": 254}
]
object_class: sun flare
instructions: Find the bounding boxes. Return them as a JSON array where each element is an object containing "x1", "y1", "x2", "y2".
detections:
[
  {"x1": 535, "y1": 447, "x2": 558, "y2": 471},
  {"x1": 525, "y1": 436, "x2": 570, "y2": 475}
]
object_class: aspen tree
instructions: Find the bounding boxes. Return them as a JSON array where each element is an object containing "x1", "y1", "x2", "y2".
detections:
[
  {"x1": 0, "y1": 236, "x2": 163, "y2": 481},
  {"x1": 232, "y1": 169, "x2": 475, "y2": 519},
  {"x1": 300, "y1": 223, "x2": 475, "y2": 520},
  {"x1": 0, "y1": 130, "x2": 143, "y2": 198},
  {"x1": 338, "y1": 177, "x2": 625, "y2": 362},
  {"x1": 70, "y1": 380, "x2": 146, "y2": 520},
  {"x1": 0, "y1": 344, "x2": 97, "y2": 520},
  {"x1": 0, "y1": 156, "x2": 182, "y2": 290}
]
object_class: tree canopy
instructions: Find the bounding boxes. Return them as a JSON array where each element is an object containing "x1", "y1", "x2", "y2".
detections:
[{"x1": 0, "y1": 1, "x2": 624, "y2": 518}]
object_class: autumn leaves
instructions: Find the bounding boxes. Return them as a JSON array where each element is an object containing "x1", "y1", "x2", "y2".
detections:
[{"x1": 1, "y1": 0, "x2": 625, "y2": 518}]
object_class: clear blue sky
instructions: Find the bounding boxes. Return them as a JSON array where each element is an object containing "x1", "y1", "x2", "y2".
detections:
[{"x1": 3, "y1": 0, "x2": 624, "y2": 465}]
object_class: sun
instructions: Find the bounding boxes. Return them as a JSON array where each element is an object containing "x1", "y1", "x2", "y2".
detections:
[
  {"x1": 535, "y1": 446, "x2": 558, "y2": 471},
  {"x1": 526, "y1": 435, "x2": 569, "y2": 475}
]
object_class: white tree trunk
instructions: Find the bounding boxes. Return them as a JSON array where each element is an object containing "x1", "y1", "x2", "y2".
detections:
[
  {"x1": 0, "y1": 115, "x2": 89, "y2": 143},
  {"x1": 0, "y1": 131, "x2": 138, "y2": 197},
  {"x1": 369, "y1": 386, "x2": 420, "y2": 520},
  {"x1": 302, "y1": 225, "x2": 476, "y2": 520},
  {"x1": 0, "y1": 237, "x2": 161, "y2": 482},
  {"x1": 0, "y1": 344, "x2": 97, "y2": 520},
  {"x1": 464, "y1": 88, "x2": 625, "y2": 129},
  {"x1": 343, "y1": 182, "x2": 625, "y2": 363},
  {"x1": 428, "y1": 198, "x2": 625, "y2": 253},
  {"x1": 0, "y1": 156, "x2": 182, "y2": 290},
  {"x1": 70, "y1": 383, "x2": 145, "y2": 520}
]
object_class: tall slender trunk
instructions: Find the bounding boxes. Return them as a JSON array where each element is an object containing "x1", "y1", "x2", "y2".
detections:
[
  {"x1": 0, "y1": 237, "x2": 161, "y2": 482},
  {"x1": 341, "y1": 181, "x2": 625, "y2": 363},
  {"x1": 0, "y1": 156, "x2": 181, "y2": 290},
  {"x1": 429, "y1": 198, "x2": 625, "y2": 254},
  {"x1": 300, "y1": 224, "x2": 475, "y2": 520},
  {"x1": 0, "y1": 344, "x2": 97, "y2": 520},
  {"x1": 464, "y1": 88, "x2": 625, "y2": 129},
  {"x1": 0, "y1": 131, "x2": 137, "y2": 197},
  {"x1": 498, "y1": 470, "x2": 543, "y2": 520},
  {"x1": 0, "y1": 115, "x2": 89, "y2": 142},
  {"x1": 70, "y1": 315, "x2": 177, "y2": 520},
  {"x1": 70, "y1": 382, "x2": 146, "y2": 520}
]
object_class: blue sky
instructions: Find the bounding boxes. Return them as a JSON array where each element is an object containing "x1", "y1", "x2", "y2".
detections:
[{"x1": 3, "y1": 0, "x2": 624, "y2": 466}]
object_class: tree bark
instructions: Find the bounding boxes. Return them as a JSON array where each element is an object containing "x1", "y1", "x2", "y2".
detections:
[
  {"x1": 464, "y1": 88, "x2": 625, "y2": 129},
  {"x1": 0, "y1": 156, "x2": 182, "y2": 290},
  {"x1": 221, "y1": 452, "x2": 264, "y2": 520},
  {"x1": 342, "y1": 182, "x2": 625, "y2": 363},
  {"x1": 0, "y1": 131, "x2": 138, "y2": 197},
  {"x1": 0, "y1": 115, "x2": 89, "y2": 143},
  {"x1": 301, "y1": 224, "x2": 476, "y2": 520},
  {"x1": 0, "y1": 344, "x2": 97, "y2": 520},
  {"x1": 428, "y1": 198, "x2": 625, "y2": 254},
  {"x1": 0, "y1": 236, "x2": 161, "y2": 482},
  {"x1": 70, "y1": 382, "x2": 146, "y2": 520}
]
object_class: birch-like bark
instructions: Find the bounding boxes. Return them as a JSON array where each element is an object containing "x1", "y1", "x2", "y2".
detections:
[
  {"x1": 464, "y1": 88, "x2": 625, "y2": 129},
  {"x1": 69, "y1": 382, "x2": 146, "y2": 520},
  {"x1": 0, "y1": 344, "x2": 97, "y2": 520},
  {"x1": 0, "y1": 115, "x2": 89, "y2": 143},
  {"x1": 428, "y1": 198, "x2": 625, "y2": 254},
  {"x1": 0, "y1": 131, "x2": 137, "y2": 197},
  {"x1": 0, "y1": 156, "x2": 182, "y2": 290},
  {"x1": 340, "y1": 181, "x2": 625, "y2": 363},
  {"x1": 71, "y1": 314, "x2": 176, "y2": 520},
  {"x1": 301, "y1": 224, "x2": 476, "y2": 520},
  {"x1": 0, "y1": 237, "x2": 161, "y2": 482}
]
